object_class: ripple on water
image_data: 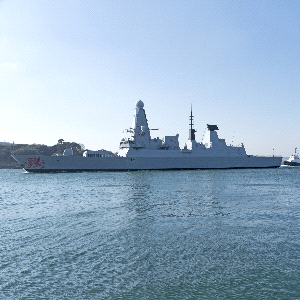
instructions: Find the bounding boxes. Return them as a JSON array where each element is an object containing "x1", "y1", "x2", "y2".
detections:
[{"x1": 0, "y1": 168, "x2": 300, "y2": 299}]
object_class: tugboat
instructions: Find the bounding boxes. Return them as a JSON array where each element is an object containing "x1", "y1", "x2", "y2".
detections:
[
  {"x1": 12, "y1": 100, "x2": 282, "y2": 172},
  {"x1": 283, "y1": 148, "x2": 300, "y2": 166}
]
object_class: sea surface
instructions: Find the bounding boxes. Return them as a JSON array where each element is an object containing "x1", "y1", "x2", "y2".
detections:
[{"x1": 1, "y1": 167, "x2": 299, "y2": 299}]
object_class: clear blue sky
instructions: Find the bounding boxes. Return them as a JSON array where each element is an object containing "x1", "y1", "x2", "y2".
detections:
[{"x1": 1, "y1": 0, "x2": 299, "y2": 156}]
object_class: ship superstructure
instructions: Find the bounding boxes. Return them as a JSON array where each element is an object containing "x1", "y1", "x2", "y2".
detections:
[
  {"x1": 283, "y1": 148, "x2": 300, "y2": 166},
  {"x1": 12, "y1": 100, "x2": 282, "y2": 172},
  {"x1": 118, "y1": 100, "x2": 180, "y2": 156},
  {"x1": 118, "y1": 100, "x2": 247, "y2": 158}
]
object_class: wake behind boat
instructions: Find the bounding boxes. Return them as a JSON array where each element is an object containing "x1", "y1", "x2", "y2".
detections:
[{"x1": 12, "y1": 100, "x2": 282, "y2": 172}]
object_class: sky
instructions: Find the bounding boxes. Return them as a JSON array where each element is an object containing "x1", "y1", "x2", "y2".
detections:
[{"x1": 0, "y1": 0, "x2": 299, "y2": 156}]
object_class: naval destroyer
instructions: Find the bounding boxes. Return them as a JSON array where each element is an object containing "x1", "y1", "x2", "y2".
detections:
[{"x1": 12, "y1": 100, "x2": 282, "y2": 172}]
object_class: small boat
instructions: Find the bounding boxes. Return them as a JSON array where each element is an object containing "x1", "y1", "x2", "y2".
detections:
[{"x1": 283, "y1": 148, "x2": 300, "y2": 166}]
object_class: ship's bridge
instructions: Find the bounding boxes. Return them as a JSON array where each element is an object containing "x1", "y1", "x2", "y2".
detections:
[{"x1": 119, "y1": 100, "x2": 180, "y2": 152}]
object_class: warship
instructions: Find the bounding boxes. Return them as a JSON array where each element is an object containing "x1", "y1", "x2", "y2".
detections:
[{"x1": 12, "y1": 100, "x2": 282, "y2": 172}]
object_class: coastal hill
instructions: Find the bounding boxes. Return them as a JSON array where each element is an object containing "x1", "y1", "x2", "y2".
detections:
[{"x1": 0, "y1": 141, "x2": 84, "y2": 169}]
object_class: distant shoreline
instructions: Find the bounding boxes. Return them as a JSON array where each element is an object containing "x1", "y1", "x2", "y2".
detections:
[
  {"x1": 0, "y1": 141, "x2": 84, "y2": 169},
  {"x1": 0, "y1": 164, "x2": 22, "y2": 169}
]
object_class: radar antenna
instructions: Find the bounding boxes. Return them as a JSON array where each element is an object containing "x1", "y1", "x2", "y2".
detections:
[{"x1": 189, "y1": 104, "x2": 196, "y2": 141}]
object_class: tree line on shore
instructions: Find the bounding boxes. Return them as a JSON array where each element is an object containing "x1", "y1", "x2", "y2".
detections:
[{"x1": 0, "y1": 140, "x2": 84, "y2": 169}]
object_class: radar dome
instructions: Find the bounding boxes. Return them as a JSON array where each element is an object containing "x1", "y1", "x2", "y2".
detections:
[{"x1": 136, "y1": 100, "x2": 144, "y2": 108}]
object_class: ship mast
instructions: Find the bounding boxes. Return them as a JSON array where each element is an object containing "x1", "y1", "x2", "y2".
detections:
[{"x1": 189, "y1": 105, "x2": 196, "y2": 141}]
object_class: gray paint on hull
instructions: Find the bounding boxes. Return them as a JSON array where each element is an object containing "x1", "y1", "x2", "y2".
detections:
[
  {"x1": 24, "y1": 166, "x2": 281, "y2": 173},
  {"x1": 12, "y1": 154, "x2": 282, "y2": 173}
]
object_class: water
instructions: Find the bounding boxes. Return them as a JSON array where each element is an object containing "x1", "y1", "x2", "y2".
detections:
[{"x1": 1, "y1": 168, "x2": 299, "y2": 299}]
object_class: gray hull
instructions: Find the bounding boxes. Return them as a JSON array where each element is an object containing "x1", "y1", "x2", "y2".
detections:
[
  {"x1": 12, "y1": 155, "x2": 282, "y2": 173},
  {"x1": 12, "y1": 101, "x2": 283, "y2": 173}
]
